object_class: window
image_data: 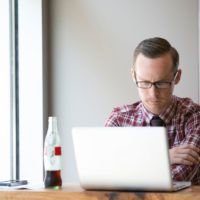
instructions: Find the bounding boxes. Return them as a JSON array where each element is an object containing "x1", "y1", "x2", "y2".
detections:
[
  {"x1": 0, "y1": 0, "x2": 45, "y2": 183},
  {"x1": 0, "y1": 0, "x2": 12, "y2": 180},
  {"x1": 18, "y1": 0, "x2": 44, "y2": 183}
]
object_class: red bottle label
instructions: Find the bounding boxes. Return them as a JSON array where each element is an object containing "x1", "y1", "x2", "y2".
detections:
[{"x1": 55, "y1": 146, "x2": 62, "y2": 156}]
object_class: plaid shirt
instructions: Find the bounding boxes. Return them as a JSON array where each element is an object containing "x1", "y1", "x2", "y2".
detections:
[{"x1": 105, "y1": 95, "x2": 200, "y2": 185}]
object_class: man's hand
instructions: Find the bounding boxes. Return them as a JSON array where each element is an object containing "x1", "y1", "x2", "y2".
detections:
[{"x1": 169, "y1": 144, "x2": 200, "y2": 165}]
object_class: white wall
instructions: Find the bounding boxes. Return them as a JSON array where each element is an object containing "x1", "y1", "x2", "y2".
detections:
[{"x1": 48, "y1": 0, "x2": 199, "y2": 182}]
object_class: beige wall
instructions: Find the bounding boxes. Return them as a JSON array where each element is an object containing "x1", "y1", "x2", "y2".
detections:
[{"x1": 47, "y1": 0, "x2": 199, "y2": 182}]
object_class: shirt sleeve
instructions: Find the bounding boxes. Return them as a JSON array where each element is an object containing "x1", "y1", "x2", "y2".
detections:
[
  {"x1": 171, "y1": 163, "x2": 200, "y2": 182},
  {"x1": 171, "y1": 111, "x2": 200, "y2": 183},
  {"x1": 104, "y1": 109, "x2": 119, "y2": 127}
]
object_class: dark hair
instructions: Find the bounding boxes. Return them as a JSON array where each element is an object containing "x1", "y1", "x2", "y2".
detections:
[{"x1": 133, "y1": 37, "x2": 179, "y2": 71}]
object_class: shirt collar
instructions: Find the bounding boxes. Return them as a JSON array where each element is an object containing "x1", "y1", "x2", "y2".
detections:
[
  {"x1": 159, "y1": 95, "x2": 177, "y2": 125},
  {"x1": 140, "y1": 95, "x2": 177, "y2": 125},
  {"x1": 140, "y1": 103, "x2": 154, "y2": 124}
]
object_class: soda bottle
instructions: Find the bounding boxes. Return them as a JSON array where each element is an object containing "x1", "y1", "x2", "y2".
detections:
[{"x1": 44, "y1": 116, "x2": 62, "y2": 188}]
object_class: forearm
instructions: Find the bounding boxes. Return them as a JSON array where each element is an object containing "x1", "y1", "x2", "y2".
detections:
[
  {"x1": 171, "y1": 163, "x2": 199, "y2": 182},
  {"x1": 169, "y1": 121, "x2": 200, "y2": 182}
]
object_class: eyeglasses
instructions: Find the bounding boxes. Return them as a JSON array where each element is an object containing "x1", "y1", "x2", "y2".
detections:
[{"x1": 135, "y1": 71, "x2": 177, "y2": 89}]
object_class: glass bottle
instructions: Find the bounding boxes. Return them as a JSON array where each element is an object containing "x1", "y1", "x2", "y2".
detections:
[{"x1": 44, "y1": 116, "x2": 62, "y2": 189}]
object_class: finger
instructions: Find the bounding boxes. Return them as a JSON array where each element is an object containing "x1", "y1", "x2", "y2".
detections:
[
  {"x1": 176, "y1": 148, "x2": 200, "y2": 159},
  {"x1": 175, "y1": 148, "x2": 199, "y2": 159},
  {"x1": 188, "y1": 149, "x2": 200, "y2": 159},
  {"x1": 173, "y1": 157, "x2": 194, "y2": 165},
  {"x1": 175, "y1": 153, "x2": 199, "y2": 164},
  {"x1": 179, "y1": 159, "x2": 194, "y2": 166},
  {"x1": 180, "y1": 144, "x2": 200, "y2": 152}
]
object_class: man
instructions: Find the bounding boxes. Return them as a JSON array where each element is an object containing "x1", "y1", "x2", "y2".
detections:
[{"x1": 105, "y1": 37, "x2": 200, "y2": 184}]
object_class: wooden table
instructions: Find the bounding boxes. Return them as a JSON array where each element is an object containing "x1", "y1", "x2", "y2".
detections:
[{"x1": 0, "y1": 184, "x2": 200, "y2": 200}]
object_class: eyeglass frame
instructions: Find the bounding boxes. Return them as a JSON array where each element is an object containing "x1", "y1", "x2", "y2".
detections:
[{"x1": 134, "y1": 70, "x2": 178, "y2": 89}]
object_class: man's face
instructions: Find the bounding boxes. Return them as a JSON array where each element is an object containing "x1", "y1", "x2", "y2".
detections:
[{"x1": 132, "y1": 53, "x2": 180, "y2": 115}]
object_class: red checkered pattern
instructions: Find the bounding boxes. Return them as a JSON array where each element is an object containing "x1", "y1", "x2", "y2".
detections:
[{"x1": 105, "y1": 95, "x2": 200, "y2": 185}]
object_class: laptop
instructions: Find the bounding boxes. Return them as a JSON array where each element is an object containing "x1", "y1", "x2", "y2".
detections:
[{"x1": 72, "y1": 127, "x2": 191, "y2": 191}]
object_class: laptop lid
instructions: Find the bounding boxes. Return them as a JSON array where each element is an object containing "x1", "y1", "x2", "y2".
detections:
[{"x1": 72, "y1": 127, "x2": 189, "y2": 191}]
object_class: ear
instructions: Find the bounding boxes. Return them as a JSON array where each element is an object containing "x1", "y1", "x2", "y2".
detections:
[
  {"x1": 174, "y1": 69, "x2": 182, "y2": 84},
  {"x1": 131, "y1": 65, "x2": 136, "y2": 82}
]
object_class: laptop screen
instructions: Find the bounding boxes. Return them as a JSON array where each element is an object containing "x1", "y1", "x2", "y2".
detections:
[{"x1": 72, "y1": 127, "x2": 173, "y2": 191}]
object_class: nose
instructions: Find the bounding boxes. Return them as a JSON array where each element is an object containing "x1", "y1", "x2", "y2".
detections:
[{"x1": 149, "y1": 85, "x2": 159, "y2": 98}]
